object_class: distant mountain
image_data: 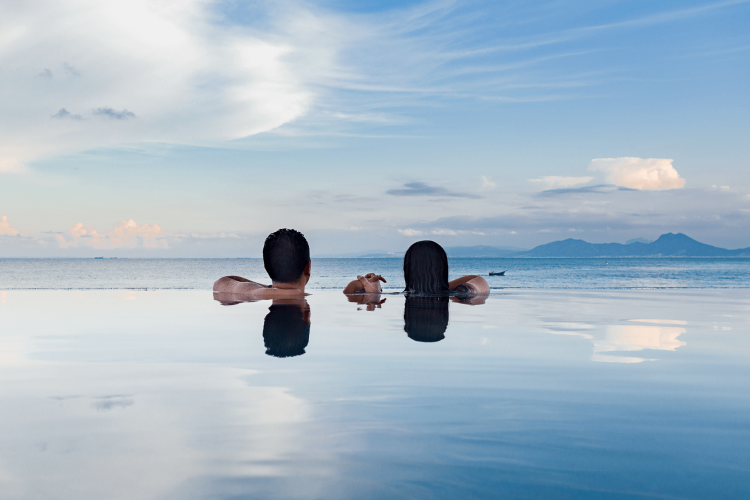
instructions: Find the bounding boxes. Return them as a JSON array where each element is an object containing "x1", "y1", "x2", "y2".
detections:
[
  {"x1": 518, "y1": 233, "x2": 750, "y2": 257},
  {"x1": 626, "y1": 237, "x2": 652, "y2": 245},
  {"x1": 315, "y1": 234, "x2": 748, "y2": 259}
]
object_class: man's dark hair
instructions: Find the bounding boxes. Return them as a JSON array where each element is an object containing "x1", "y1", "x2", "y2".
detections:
[
  {"x1": 263, "y1": 304, "x2": 310, "y2": 358},
  {"x1": 263, "y1": 228, "x2": 310, "y2": 284}
]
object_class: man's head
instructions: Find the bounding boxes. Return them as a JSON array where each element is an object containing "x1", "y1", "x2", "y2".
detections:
[{"x1": 263, "y1": 228, "x2": 311, "y2": 284}]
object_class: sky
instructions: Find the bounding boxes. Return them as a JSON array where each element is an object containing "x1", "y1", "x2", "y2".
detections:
[{"x1": 1, "y1": 0, "x2": 749, "y2": 257}]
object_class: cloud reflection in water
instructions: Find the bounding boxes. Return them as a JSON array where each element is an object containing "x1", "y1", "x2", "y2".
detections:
[{"x1": 545, "y1": 319, "x2": 687, "y2": 363}]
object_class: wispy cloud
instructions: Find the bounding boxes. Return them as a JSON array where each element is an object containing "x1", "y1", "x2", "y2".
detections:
[
  {"x1": 51, "y1": 108, "x2": 83, "y2": 120},
  {"x1": 63, "y1": 62, "x2": 82, "y2": 77},
  {"x1": 386, "y1": 181, "x2": 481, "y2": 198},
  {"x1": 3, "y1": 0, "x2": 734, "y2": 171},
  {"x1": 93, "y1": 108, "x2": 136, "y2": 120},
  {"x1": 539, "y1": 184, "x2": 634, "y2": 196},
  {"x1": 529, "y1": 176, "x2": 593, "y2": 190},
  {"x1": 0, "y1": 0, "x2": 313, "y2": 171},
  {"x1": 576, "y1": 0, "x2": 750, "y2": 34},
  {"x1": 398, "y1": 228, "x2": 423, "y2": 236}
]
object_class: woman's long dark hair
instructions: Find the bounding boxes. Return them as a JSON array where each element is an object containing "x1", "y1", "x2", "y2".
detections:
[
  {"x1": 403, "y1": 240, "x2": 450, "y2": 295},
  {"x1": 403, "y1": 295, "x2": 449, "y2": 343}
]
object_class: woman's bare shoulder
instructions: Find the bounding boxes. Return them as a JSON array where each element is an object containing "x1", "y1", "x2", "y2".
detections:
[
  {"x1": 450, "y1": 275, "x2": 489, "y2": 295},
  {"x1": 465, "y1": 276, "x2": 489, "y2": 294}
]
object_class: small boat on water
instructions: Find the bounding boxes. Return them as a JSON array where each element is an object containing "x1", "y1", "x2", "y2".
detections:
[{"x1": 489, "y1": 271, "x2": 506, "y2": 276}]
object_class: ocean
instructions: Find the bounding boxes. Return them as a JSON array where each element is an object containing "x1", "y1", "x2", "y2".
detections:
[{"x1": 2, "y1": 257, "x2": 750, "y2": 289}]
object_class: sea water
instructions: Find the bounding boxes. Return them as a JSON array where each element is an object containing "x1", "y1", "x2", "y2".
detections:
[{"x1": 1, "y1": 257, "x2": 750, "y2": 289}]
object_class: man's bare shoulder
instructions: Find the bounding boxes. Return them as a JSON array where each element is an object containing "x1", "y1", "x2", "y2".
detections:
[
  {"x1": 213, "y1": 276, "x2": 266, "y2": 294},
  {"x1": 213, "y1": 276, "x2": 307, "y2": 299}
]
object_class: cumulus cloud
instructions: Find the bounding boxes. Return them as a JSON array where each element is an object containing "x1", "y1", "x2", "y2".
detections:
[
  {"x1": 0, "y1": 216, "x2": 20, "y2": 236},
  {"x1": 69, "y1": 222, "x2": 106, "y2": 245},
  {"x1": 109, "y1": 219, "x2": 166, "y2": 248},
  {"x1": 529, "y1": 176, "x2": 593, "y2": 190},
  {"x1": 588, "y1": 157, "x2": 685, "y2": 190},
  {"x1": 58, "y1": 218, "x2": 167, "y2": 249},
  {"x1": 398, "y1": 229, "x2": 423, "y2": 236},
  {"x1": 386, "y1": 182, "x2": 481, "y2": 198},
  {"x1": 431, "y1": 228, "x2": 458, "y2": 235}
]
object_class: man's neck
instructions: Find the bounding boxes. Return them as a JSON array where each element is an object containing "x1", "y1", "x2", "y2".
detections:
[{"x1": 271, "y1": 278, "x2": 306, "y2": 293}]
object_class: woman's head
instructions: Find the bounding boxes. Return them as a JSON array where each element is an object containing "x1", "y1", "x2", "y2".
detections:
[{"x1": 403, "y1": 240, "x2": 450, "y2": 295}]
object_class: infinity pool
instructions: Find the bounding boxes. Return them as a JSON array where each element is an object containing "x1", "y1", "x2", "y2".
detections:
[{"x1": 1, "y1": 290, "x2": 748, "y2": 499}]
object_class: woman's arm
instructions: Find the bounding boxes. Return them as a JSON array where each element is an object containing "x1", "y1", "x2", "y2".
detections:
[
  {"x1": 343, "y1": 274, "x2": 386, "y2": 294},
  {"x1": 343, "y1": 280, "x2": 365, "y2": 294},
  {"x1": 449, "y1": 275, "x2": 490, "y2": 294}
]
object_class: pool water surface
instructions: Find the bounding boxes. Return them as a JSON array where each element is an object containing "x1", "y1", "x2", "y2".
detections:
[{"x1": 0, "y1": 289, "x2": 748, "y2": 499}]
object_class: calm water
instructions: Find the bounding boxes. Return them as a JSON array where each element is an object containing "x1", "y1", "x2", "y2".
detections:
[
  {"x1": 0, "y1": 289, "x2": 748, "y2": 499},
  {"x1": 1, "y1": 257, "x2": 750, "y2": 289}
]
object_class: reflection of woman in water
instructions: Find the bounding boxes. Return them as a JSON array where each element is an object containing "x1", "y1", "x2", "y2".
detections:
[
  {"x1": 403, "y1": 241, "x2": 489, "y2": 295},
  {"x1": 262, "y1": 301, "x2": 311, "y2": 358},
  {"x1": 403, "y1": 295, "x2": 449, "y2": 342}
]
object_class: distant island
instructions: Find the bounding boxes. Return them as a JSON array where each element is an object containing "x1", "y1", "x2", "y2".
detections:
[
  {"x1": 314, "y1": 233, "x2": 750, "y2": 258},
  {"x1": 516, "y1": 233, "x2": 750, "y2": 257}
]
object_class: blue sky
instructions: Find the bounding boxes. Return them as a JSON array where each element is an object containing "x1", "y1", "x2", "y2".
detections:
[{"x1": 1, "y1": 0, "x2": 749, "y2": 256}]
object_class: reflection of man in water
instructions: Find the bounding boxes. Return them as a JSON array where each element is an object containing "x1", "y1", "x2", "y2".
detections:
[
  {"x1": 403, "y1": 295, "x2": 449, "y2": 343},
  {"x1": 263, "y1": 299, "x2": 311, "y2": 358}
]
